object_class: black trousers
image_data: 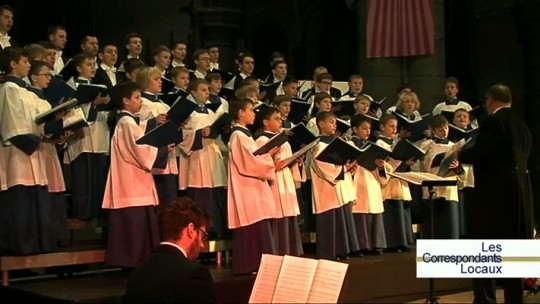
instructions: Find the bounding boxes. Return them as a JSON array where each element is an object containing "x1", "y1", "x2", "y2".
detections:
[{"x1": 472, "y1": 278, "x2": 523, "y2": 304}]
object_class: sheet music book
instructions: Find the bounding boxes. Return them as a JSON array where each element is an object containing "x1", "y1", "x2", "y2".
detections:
[
  {"x1": 159, "y1": 92, "x2": 185, "y2": 107},
  {"x1": 62, "y1": 107, "x2": 89, "y2": 131},
  {"x1": 205, "y1": 102, "x2": 222, "y2": 113},
  {"x1": 289, "y1": 98, "x2": 311, "y2": 125},
  {"x1": 35, "y1": 98, "x2": 79, "y2": 125},
  {"x1": 249, "y1": 254, "x2": 349, "y2": 304},
  {"x1": 356, "y1": 142, "x2": 392, "y2": 171},
  {"x1": 369, "y1": 96, "x2": 387, "y2": 113},
  {"x1": 448, "y1": 124, "x2": 478, "y2": 142},
  {"x1": 390, "y1": 139, "x2": 426, "y2": 161},
  {"x1": 161, "y1": 77, "x2": 175, "y2": 94},
  {"x1": 281, "y1": 138, "x2": 319, "y2": 167},
  {"x1": 436, "y1": 137, "x2": 475, "y2": 176},
  {"x1": 288, "y1": 123, "x2": 317, "y2": 154},
  {"x1": 388, "y1": 171, "x2": 458, "y2": 187},
  {"x1": 253, "y1": 131, "x2": 289, "y2": 156},
  {"x1": 44, "y1": 76, "x2": 75, "y2": 106},
  {"x1": 73, "y1": 83, "x2": 108, "y2": 104},
  {"x1": 167, "y1": 96, "x2": 198, "y2": 126},
  {"x1": 135, "y1": 120, "x2": 183, "y2": 147},
  {"x1": 315, "y1": 137, "x2": 363, "y2": 165},
  {"x1": 331, "y1": 98, "x2": 355, "y2": 117},
  {"x1": 336, "y1": 118, "x2": 351, "y2": 134},
  {"x1": 393, "y1": 111, "x2": 431, "y2": 142}
]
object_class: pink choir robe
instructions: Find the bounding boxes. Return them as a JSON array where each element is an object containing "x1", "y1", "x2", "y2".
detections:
[
  {"x1": 34, "y1": 95, "x2": 65, "y2": 193},
  {"x1": 310, "y1": 140, "x2": 357, "y2": 214},
  {"x1": 255, "y1": 134, "x2": 303, "y2": 218},
  {"x1": 102, "y1": 112, "x2": 159, "y2": 209},
  {"x1": 353, "y1": 164, "x2": 391, "y2": 214},
  {"x1": 375, "y1": 138, "x2": 412, "y2": 201},
  {"x1": 227, "y1": 126, "x2": 277, "y2": 229},
  {"x1": 418, "y1": 139, "x2": 460, "y2": 201},
  {"x1": 0, "y1": 82, "x2": 48, "y2": 191},
  {"x1": 138, "y1": 95, "x2": 178, "y2": 176},
  {"x1": 178, "y1": 106, "x2": 227, "y2": 190}
]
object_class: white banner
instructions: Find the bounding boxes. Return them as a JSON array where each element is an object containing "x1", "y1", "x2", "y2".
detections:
[{"x1": 416, "y1": 240, "x2": 540, "y2": 278}]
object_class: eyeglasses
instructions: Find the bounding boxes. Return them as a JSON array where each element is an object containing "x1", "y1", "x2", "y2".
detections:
[
  {"x1": 37, "y1": 73, "x2": 53, "y2": 79},
  {"x1": 197, "y1": 227, "x2": 209, "y2": 241}
]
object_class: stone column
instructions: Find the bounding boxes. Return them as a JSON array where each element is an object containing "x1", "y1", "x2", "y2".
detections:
[
  {"x1": 357, "y1": 0, "x2": 446, "y2": 112},
  {"x1": 191, "y1": 3, "x2": 242, "y2": 72},
  {"x1": 515, "y1": 0, "x2": 540, "y2": 231}
]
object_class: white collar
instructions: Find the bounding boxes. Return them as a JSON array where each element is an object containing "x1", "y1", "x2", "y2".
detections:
[
  {"x1": 493, "y1": 105, "x2": 511, "y2": 114},
  {"x1": 160, "y1": 242, "x2": 187, "y2": 258}
]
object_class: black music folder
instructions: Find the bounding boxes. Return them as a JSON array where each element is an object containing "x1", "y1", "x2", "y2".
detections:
[
  {"x1": 390, "y1": 139, "x2": 426, "y2": 161},
  {"x1": 288, "y1": 123, "x2": 318, "y2": 154},
  {"x1": 315, "y1": 137, "x2": 362, "y2": 166},
  {"x1": 35, "y1": 98, "x2": 79, "y2": 124},
  {"x1": 44, "y1": 77, "x2": 75, "y2": 106},
  {"x1": 356, "y1": 142, "x2": 392, "y2": 171},
  {"x1": 73, "y1": 83, "x2": 108, "y2": 105},
  {"x1": 288, "y1": 98, "x2": 311, "y2": 125},
  {"x1": 253, "y1": 131, "x2": 289, "y2": 156},
  {"x1": 167, "y1": 96, "x2": 198, "y2": 126},
  {"x1": 393, "y1": 112, "x2": 431, "y2": 142},
  {"x1": 135, "y1": 120, "x2": 183, "y2": 148}
]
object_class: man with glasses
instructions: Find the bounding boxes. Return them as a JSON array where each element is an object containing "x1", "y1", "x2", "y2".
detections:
[{"x1": 124, "y1": 197, "x2": 217, "y2": 303}]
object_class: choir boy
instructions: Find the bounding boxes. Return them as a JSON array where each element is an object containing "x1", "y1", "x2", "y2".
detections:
[
  {"x1": 0, "y1": 48, "x2": 57, "y2": 255},
  {"x1": 178, "y1": 79, "x2": 228, "y2": 238},
  {"x1": 27, "y1": 60, "x2": 70, "y2": 247},
  {"x1": 350, "y1": 114, "x2": 388, "y2": 255},
  {"x1": 152, "y1": 45, "x2": 171, "y2": 77},
  {"x1": 118, "y1": 32, "x2": 143, "y2": 72},
  {"x1": 419, "y1": 115, "x2": 462, "y2": 239},
  {"x1": 189, "y1": 49, "x2": 211, "y2": 80},
  {"x1": 102, "y1": 81, "x2": 164, "y2": 269},
  {"x1": 93, "y1": 42, "x2": 120, "y2": 89},
  {"x1": 136, "y1": 67, "x2": 178, "y2": 208},
  {"x1": 339, "y1": 74, "x2": 372, "y2": 100},
  {"x1": 169, "y1": 66, "x2": 189, "y2": 96},
  {"x1": 205, "y1": 72, "x2": 229, "y2": 114},
  {"x1": 255, "y1": 107, "x2": 304, "y2": 256},
  {"x1": 64, "y1": 52, "x2": 111, "y2": 221},
  {"x1": 306, "y1": 92, "x2": 332, "y2": 136},
  {"x1": 273, "y1": 95, "x2": 293, "y2": 129},
  {"x1": 432, "y1": 76, "x2": 472, "y2": 116},
  {"x1": 375, "y1": 114, "x2": 415, "y2": 252},
  {"x1": 227, "y1": 97, "x2": 279, "y2": 274},
  {"x1": 310, "y1": 111, "x2": 359, "y2": 260},
  {"x1": 453, "y1": 108, "x2": 475, "y2": 237}
]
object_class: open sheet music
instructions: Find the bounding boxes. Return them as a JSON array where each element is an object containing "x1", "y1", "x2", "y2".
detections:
[
  {"x1": 388, "y1": 171, "x2": 458, "y2": 186},
  {"x1": 249, "y1": 254, "x2": 349, "y2": 304}
]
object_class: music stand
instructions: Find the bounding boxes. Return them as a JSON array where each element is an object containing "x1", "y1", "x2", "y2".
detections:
[{"x1": 388, "y1": 172, "x2": 458, "y2": 304}]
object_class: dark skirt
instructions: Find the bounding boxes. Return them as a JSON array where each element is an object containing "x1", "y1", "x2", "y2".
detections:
[
  {"x1": 353, "y1": 213, "x2": 387, "y2": 251},
  {"x1": 382, "y1": 199, "x2": 410, "y2": 248},
  {"x1": 299, "y1": 182, "x2": 315, "y2": 231},
  {"x1": 271, "y1": 216, "x2": 304, "y2": 256},
  {"x1": 0, "y1": 185, "x2": 58, "y2": 256},
  {"x1": 232, "y1": 219, "x2": 276, "y2": 275},
  {"x1": 315, "y1": 204, "x2": 359, "y2": 260},
  {"x1": 105, "y1": 206, "x2": 159, "y2": 268},
  {"x1": 422, "y1": 198, "x2": 460, "y2": 239},
  {"x1": 187, "y1": 187, "x2": 228, "y2": 236},
  {"x1": 459, "y1": 187, "x2": 474, "y2": 238},
  {"x1": 50, "y1": 192, "x2": 70, "y2": 247},
  {"x1": 69, "y1": 152, "x2": 109, "y2": 220},
  {"x1": 153, "y1": 174, "x2": 178, "y2": 209}
]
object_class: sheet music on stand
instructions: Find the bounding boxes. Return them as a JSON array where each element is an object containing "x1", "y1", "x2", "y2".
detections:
[
  {"x1": 388, "y1": 172, "x2": 458, "y2": 187},
  {"x1": 389, "y1": 171, "x2": 457, "y2": 304},
  {"x1": 249, "y1": 254, "x2": 349, "y2": 304}
]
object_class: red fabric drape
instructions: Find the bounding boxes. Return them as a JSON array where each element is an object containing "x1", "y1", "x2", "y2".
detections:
[{"x1": 366, "y1": 0, "x2": 434, "y2": 58}]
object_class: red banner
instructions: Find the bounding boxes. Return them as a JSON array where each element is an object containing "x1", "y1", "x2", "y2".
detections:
[{"x1": 367, "y1": 0, "x2": 434, "y2": 58}]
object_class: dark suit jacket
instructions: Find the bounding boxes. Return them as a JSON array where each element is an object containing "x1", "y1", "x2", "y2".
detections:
[
  {"x1": 93, "y1": 67, "x2": 122, "y2": 89},
  {"x1": 124, "y1": 244, "x2": 218, "y2": 304},
  {"x1": 459, "y1": 107, "x2": 534, "y2": 239},
  {"x1": 301, "y1": 86, "x2": 342, "y2": 100}
]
